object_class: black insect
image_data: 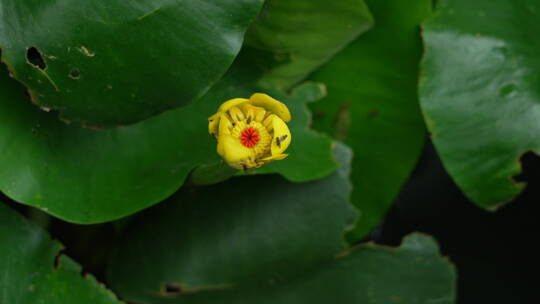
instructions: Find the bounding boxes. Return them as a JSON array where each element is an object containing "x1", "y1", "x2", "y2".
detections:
[{"x1": 275, "y1": 134, "x2": 288, "y2": 147}]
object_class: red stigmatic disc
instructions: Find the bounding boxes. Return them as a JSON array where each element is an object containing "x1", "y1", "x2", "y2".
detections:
[{"x1": 240, "y1": 127, "x2": 260, "y2": 148}]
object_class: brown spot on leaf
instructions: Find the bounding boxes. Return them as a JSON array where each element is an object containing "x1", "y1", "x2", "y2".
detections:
[
  {"x1": 69, "y1": 69, "x2": 80, "y2": 79},
  {"x1": 79, "y1": 46, "x2": 95, "y2": 57},
  {"x1": 159, "y1": 282, "x2": 183, "y2": 297},
  {"x1": 368, "y1": 109, "x2": 379, "y2": 118},
  {"x1": 53, "y1": 248, "x2": 66, "y2": 269},
  {"x1": 158, "y1": 282, "x2": 233, "y2": 297}
]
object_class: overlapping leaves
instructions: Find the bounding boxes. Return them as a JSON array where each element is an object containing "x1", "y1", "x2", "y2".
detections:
[
  {"x1": 0, "y1": 202, "x2": 121, "y2": 304},
  {"x1": 0, "y1": 47, "x2": 336, "y2": 223},
  {"x1": 246, "y1": 0, "x2": 373, "y2": 89},
  {"x1": 0, "y1": 2, "x2": 465, "y2": 303},
  {"x1": 310, "y1": 0, "x2": 431, "y2": 241},
  {"x1": 0, "y1": 0, "x2": 264, "y2": 126},
  {"x1": 108, "y1": 146, "x2": 455, "y2": 303}
]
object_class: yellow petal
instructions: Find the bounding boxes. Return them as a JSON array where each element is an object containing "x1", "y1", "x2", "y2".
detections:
[
  {"x1": 218, "y1": 98, "x2": 250, "y2": 113},
  {"x1": 255, "y1": 107, "x2": 266, "y2": 122},
  {"x1": 208, "y1": 112, "x2": 221, "y2": 137},
  {"x1": 218, "y1": 113, "x2": 233, "y2": 136},
  {"x1": 228, "y1": 106, "x2": 245, "y2": 122},
  {"x1": 240, "y1": 103, "x2": 267, "y2": 123},
  {"x1": 262, "y1": 114, "x2": 274, "y2": 131},
  {"x1": 250, "y1": 93, "x2": 291, "y2": 122},
  {"x1": 261, "y1": 153, "x2": 288, "y2": 161},
  {"x1": 217, "y1": 134, "x2": 255, "y2": 170},
  {"x1": 270, "y1": 115, "x2": 292, "y2": 155}
]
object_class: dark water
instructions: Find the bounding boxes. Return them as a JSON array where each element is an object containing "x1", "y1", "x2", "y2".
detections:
[{"x1": 375, "y1": 140, "x2": 538, "y2": 304}]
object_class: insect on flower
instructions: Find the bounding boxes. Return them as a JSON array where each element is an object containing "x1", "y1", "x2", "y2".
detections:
[{"x1": 208, "y1": 93, "x2": 292, "y2": 170}]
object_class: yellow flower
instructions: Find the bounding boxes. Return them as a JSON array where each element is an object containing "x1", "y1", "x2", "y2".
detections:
[{"x1": 208, "y1": 93, "x2": 292, "y2": 170}]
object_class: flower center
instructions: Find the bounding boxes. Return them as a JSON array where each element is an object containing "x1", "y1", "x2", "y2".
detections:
[
  {"x1": 240, "y1": 127, "x2": 260, "y2": 148},
  {"x1": 231, "y1": 121, "x2": 271, "y2": 156}
]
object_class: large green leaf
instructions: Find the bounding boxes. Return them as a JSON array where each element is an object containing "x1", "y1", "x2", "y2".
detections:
[
  {"x1": 0, "y1": 202, "x2": 121, "y2": 303},
  {"x1": 108, "y1": 144, "x2": 355, "y2": 302},
  {"x1": 246, "y1": 0, "x2": 373, "y2": 88},
  {"x1": 0, "y1": 0, "x2": 262, "y2": 126},
  {"x1": 420, "y1": 0, "x2": 540, "y2": 208},
  {"x1": 108, "y1": 147, "x2": 455, "y2": 304},
  {"x1": 309, "y1": 0, "x2": 431, "y2": 241},
  {"x1": 165, "y1": 235, "x2": 456, "y2": 304},
  {"x1": 0, "y1": 47, "x2": 336, "y2": 224}
]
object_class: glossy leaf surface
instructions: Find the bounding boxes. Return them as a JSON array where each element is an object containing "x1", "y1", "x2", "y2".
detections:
[
  {"x1": 172, "y1": 235, "x2": 456, "y2": 304},
  {"x1": 0, "y1": 0, "x2": 262, "y2": 126},
  {"x1": 246, "y1": 0, "x2": 373, "y2": 88},
  {"x1": 420, "y1": 0, "x2": 540, "y2": 208},
  {"x1": 108, "y1": 146, "x2": 455, "y2": 304},
  {"x1": 108, "y1": 144, "x2": 355, "y2": 301},
  {"x1": 0, "y1": 48, "x2": 336, "y2": 223},
  {"x1": 0, "y1": 202, "x2": 122, "y2": 304},
  {"x1": 310, "y1": 0, "x2": 431, "y2": 240}
]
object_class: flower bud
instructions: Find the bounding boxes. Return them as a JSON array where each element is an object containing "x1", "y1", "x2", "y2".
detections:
[{"x1": 208, "y1": 93, "x2": 292, "y2": 170}]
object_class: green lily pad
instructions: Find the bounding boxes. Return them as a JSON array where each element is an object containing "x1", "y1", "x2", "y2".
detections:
[
  {"x1": 0, "y1": 202, "x2": 122, "y2": 304},
  {"x1": 0, "y1": 47, "x2": 337, "y2": 224},
  {"x1": 173, "y1": 234, "x2": 455, "y2": 304},
  {"x1": 420, "y1": 0, "x2": 540, "y2": 208},
  {"x1": 108, "y1": 146, "x2": 455, "y2": 304},
  {"x1": 0, "y1": 0, "x2": 262, "y2": 126},
  {"x1": 309, "y1": 0, "x2": 431, "y2": 241},
  {"x1": 108, "y1": 143, "x2": 355, "y2": 302},
  {"x1": 246, "y1": 0, "x2": 373, "y2": 89}
]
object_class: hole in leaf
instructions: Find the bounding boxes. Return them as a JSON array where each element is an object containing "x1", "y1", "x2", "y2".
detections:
[
  {"x1": 69, "y1": 69, "x2": 81, "y2": 79},
  {"x1": 159, "y1": 282, "x2": 184, "y2": 297},
  {"x1": 26, "y1": 47, "x2": 46, "y2": 70},
  {"x1": 367, "y1": 109, "x2": 379, "y2": 118}
]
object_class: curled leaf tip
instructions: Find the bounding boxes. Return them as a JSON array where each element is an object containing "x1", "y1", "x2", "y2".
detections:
[{"x1": 208, "y1": 93, "x2": 292, "y2": 170}]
